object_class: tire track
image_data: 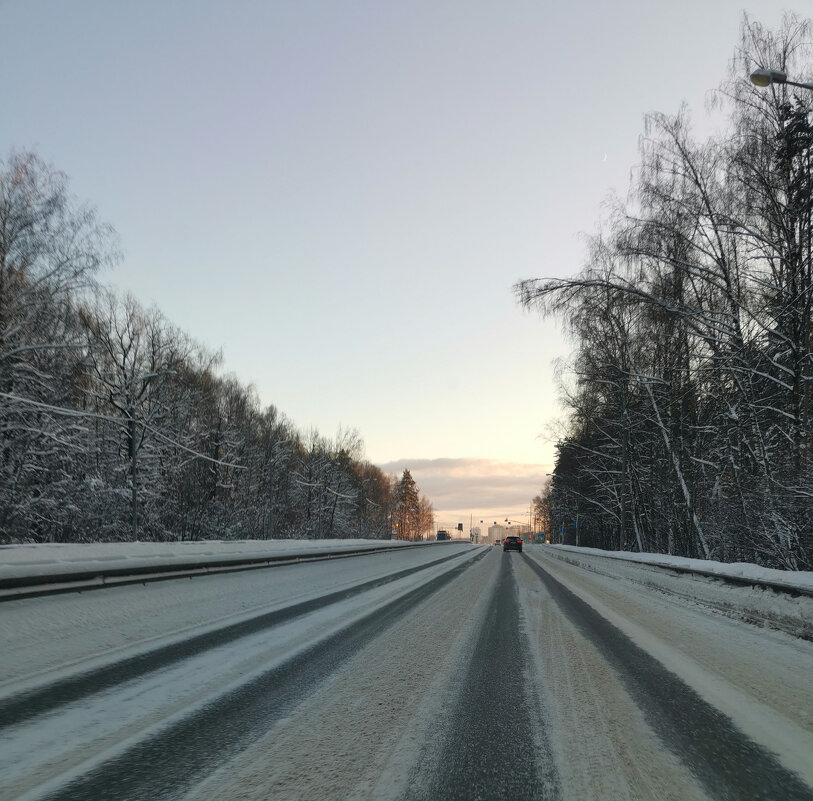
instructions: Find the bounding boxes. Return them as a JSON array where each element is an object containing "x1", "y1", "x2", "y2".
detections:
[
  {"x1": 522, "y1": 553, "x2": 813, "y2": 801},
  {"x1": 0, "y1": 548, "x2": 471, "y2": 731},
  {"x1": 406, "y1": 552, "x2": 560, "y2": 801},
  {"x1": 32, "y1": 549, "x2": 489, "y2": 801}
]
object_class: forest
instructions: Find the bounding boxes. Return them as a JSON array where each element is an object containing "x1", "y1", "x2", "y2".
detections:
[
  {"x1": 523, "y1": 17, "x2": 813, "y2": 569},
  {"x1": 0, "y1": 152, "x2": 434, "y2": 543}
]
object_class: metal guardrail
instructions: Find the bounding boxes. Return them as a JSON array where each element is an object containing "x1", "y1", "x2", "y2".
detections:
[{"x1": 0, "y1": 540, "x2": 470, "y2": 602}]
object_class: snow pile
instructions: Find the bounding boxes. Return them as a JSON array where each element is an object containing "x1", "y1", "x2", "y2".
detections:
[
  {"x1": 543, "y1": 545, "x2": 813, "y2": 639},
  {"x1": 549, "y1": 544, "x2": 813, "y2": 594}
]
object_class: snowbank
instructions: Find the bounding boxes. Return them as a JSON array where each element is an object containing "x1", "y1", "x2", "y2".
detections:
[
  {"x1": 549, "y1": 545, "x2": 813, "y2": 594},
  {"x1": 0, "y1": 539, "x2": 436, "y2": 584},
  {"x1": 542, "y1": 544, "x2": 813, "y2": 640}
]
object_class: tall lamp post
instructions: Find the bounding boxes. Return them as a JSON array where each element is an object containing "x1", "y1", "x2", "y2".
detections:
[{"x1": 750, "y1": 68, "x2": 813, "y2": 91}]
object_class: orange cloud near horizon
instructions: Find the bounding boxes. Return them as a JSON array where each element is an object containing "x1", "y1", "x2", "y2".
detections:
[{"x1": 377, "y1": 457, "x2": 553, "y2": 530}]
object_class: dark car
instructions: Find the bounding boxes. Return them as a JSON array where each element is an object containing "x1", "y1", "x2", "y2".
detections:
[{"x1": 503, "y1": 535, "x2": 522, "y2": 552}]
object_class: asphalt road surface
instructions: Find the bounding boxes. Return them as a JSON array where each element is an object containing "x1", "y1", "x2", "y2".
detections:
[{"x1": 2, "y1": 545, "x2": 811, "y2": 801}]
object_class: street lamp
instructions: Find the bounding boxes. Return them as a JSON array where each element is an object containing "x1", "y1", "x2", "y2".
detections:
[{"x1": 750, "y1": 68, "x2": 813, "y2": 91}]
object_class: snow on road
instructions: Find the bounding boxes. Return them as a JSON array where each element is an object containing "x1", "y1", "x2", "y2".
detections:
[
  {"x1": 0, "y1": 543, "x2": 461, "y2": 690},
  {"x1": 0, "y1": 545, "x2": 480, "y2": 801},
  {"x1": 521, "y1": 549, "x2": 813, "y2": 800},
  {"x1": 182, "y1": 545, "x2": 500, "y2": 801},
  {"x1": 184, "y1": 547, "x2": 813, "y2": 800},
  {"x1": 516, "y1": 554, "x2": 708, "y2": 801},
  {"x1": 1, "y1": 542, "x2": 811, "y2": 801},
  {"x1": 531, "y1": 549, "x2": 813, "y2": 781}
]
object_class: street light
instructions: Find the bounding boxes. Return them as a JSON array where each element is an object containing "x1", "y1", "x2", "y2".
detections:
[{"x1": 750, "y1": 68, "x2": 813, "y2": 91}]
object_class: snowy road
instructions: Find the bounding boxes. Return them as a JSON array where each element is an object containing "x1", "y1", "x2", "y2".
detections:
[{"x1": 2, "y1": 544, "x2": 811, "y2": 800}]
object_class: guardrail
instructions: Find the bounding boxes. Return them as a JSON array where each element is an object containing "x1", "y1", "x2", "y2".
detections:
[{"x1": 0, "y1": 540, "x2": 470, "y2": 602}]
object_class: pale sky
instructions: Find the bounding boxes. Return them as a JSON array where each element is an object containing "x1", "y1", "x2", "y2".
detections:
[{"x1": 1, "y1": 0, "x2": 791, "y2": 521}]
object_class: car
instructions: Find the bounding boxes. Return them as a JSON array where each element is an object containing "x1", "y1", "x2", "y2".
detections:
[{"x1": 503, "y1": 535, "x2": 522, "y2": 552}]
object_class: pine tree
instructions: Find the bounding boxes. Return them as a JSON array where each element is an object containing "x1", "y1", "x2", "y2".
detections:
[{"x1": 395, "y1": 469, "x2": 420, "y2": 540}]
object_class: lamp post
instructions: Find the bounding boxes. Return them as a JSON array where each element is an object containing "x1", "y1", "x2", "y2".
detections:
[{"x1": 750, "y1": 68, "x2": 813, "y2": 91}]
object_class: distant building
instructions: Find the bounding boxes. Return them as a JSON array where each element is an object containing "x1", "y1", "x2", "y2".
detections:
[
  {"x1": 487, "y1": 524, "x2": 505, "y2": 544},
  {"x1": 484, "y1": 523, "x2": 530, "y2": 544}
]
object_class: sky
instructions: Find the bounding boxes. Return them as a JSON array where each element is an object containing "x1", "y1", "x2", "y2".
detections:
[{"x1": 1, "y1": 0, "x2": 793, "y2": 524}]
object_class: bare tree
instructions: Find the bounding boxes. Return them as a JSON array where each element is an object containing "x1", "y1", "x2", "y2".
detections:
[
  {"x1": 79, "y1": 292, "x2": 187, "y2": 539},
  {"x1": 0, "y1": 151, "x2": 116, "y2": 540},
  {"x1": 517, "y1": 14, "x2": 813, "y2": 568}
]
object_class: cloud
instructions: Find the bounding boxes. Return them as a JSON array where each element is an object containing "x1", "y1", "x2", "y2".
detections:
[{"x1": 378, "y1": 457, "x2": 553, "y2": 525}]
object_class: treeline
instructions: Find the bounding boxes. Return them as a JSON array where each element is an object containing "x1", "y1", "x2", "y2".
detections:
[
  {"x1": 521, "y1": 16, "x2": 812, "y2": 569},
  {"x1": 0, "y1": 151, "x2": 434, "y2": 543}
]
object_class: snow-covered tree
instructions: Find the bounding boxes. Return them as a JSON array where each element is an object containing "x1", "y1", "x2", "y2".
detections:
[
  {"x1": 0, "y1": 151, "x2": 116, "y2": 541},
  {"x1": 394, "y1": 469, "x2": 420, "y2": 541},
  {"x1": 518, "y1": 14, "x2": 813, "y2": 569},
  {"x1": 0, "y1": 152, "x2": 425, "y2": 544}
]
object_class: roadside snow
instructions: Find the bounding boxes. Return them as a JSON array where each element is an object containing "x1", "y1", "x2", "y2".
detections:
[
  {"x1": 0, "y1": 539, "x2": 434, "y2": 582},
  {"x1": 545, "y1": 545, "x2": 813, "y2": 640},
  {"x1": 549, "y1": 544, "x2": 813, "y2": 593}
]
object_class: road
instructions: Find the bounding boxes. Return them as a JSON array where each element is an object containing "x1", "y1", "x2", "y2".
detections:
[{"x1": 1, "y1": 544, "x2": 811, "y2": 801}]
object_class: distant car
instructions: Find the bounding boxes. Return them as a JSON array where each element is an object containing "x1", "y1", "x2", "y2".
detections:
[{"x1": 503, "y1": 535, "x2": 522, "y2": 552}]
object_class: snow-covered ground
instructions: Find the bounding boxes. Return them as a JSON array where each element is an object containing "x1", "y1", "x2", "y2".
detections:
[
  {"x1": 550, "y1": 543, "x2": 813, "y2": 592},
  {"x1": 2, "y1": 543, "x2": 811, "y2": 800},
  {"x1": 519, "y1": 548, "x2": 813, "y2": 799},
  {"x1": 545, "y1": 544, "x2": 813, "y2": 640},
  {"x1": 0, "y1": 538, "x2": 433, "y2": 583},
  {"x1": 0, "y1": 545, "x2": 482, "y2": 801}
]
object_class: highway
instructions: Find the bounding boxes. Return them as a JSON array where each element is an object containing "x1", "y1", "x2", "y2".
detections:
[{"x1": 1, "y1": 544, "x2": 811, "y2": 801}]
